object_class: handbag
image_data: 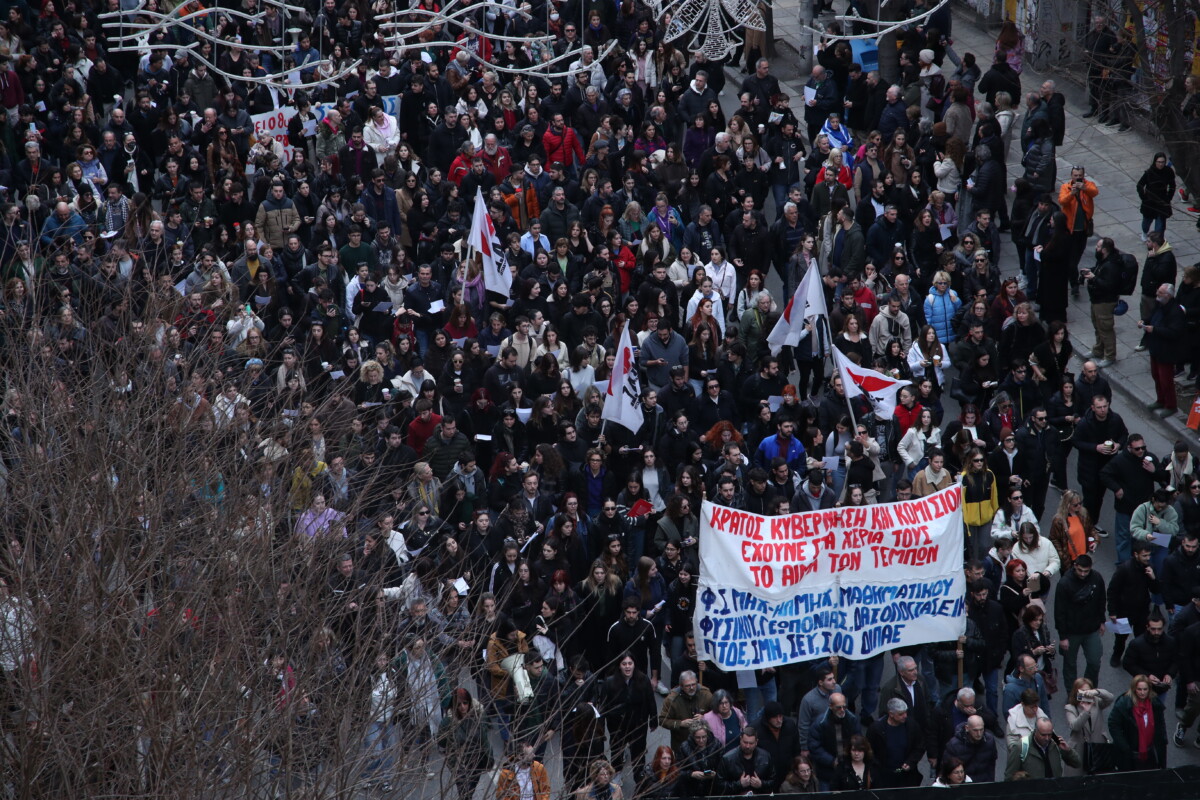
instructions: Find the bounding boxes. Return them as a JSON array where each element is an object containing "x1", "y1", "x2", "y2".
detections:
[
  {"x1": 1114, "y1": 299, "x2": 1129, "y2": 316},
  {"x1": 1040, "y1": 661, "x2": 1059, "y2": 696}
]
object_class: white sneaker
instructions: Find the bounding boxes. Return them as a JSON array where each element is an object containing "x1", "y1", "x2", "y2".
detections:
[{"x1": 656, "y1": 681, "x2": 671, "y2": 696}]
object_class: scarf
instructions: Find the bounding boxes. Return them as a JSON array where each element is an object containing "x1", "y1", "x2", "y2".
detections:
[
  {"x1": 1134, "y1": 697, "x2": 1155, "y2": 759},
  {"x1": 923, "y1": 464, "x2": 949, "y2": 486}
]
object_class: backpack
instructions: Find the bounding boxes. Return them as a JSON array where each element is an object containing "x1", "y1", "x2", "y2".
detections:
[{"x1": 1118, "y1": 252, "x2": 1139, "y2": 296}]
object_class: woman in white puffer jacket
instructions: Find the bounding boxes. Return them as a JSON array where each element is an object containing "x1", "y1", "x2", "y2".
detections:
[{"x1": 897, "y1": 407, "x2": 942, "y2": 480}]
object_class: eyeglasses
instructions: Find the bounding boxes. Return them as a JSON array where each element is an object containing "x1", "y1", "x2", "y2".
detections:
[
  {"x1": 1034, "y1": 416, "x2": 1047, "y2": 421},
  {"x1": 1010, "y1": 494, "x2": 1023, "y2": 500},
  {"x1": 603, "y1": 505, "x2": 616, "y2": 511},
  {"x1": 417, "y1": 510, "x2": 429, "y2": 516},
  {"x1": 1131, "y1": 445, "x2": 1146, "y2": 452},
  {"x1": 971, "y1": 458, "x2": 984, "y2": 463}
]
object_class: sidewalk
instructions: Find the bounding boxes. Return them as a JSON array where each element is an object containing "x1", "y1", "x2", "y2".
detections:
[{"x1": 753, "y1": 2, "x2": 1200, "y2": 442}]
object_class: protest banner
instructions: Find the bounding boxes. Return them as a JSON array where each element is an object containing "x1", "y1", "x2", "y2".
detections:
[
  {"x1": 693, "y1": 485, "x2": 966, "y2": 669},
  {"x1": 251, "y1": 107, "x2": 299, "y2": 162}
]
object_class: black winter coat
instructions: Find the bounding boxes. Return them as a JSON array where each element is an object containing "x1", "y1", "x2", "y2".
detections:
[
  {"x1": 1107, "y1": 559, "x2": 1161, "y2": 626},
  {"x1": 1072, "y1": 408, "x2": 1128, "y2": 483}
]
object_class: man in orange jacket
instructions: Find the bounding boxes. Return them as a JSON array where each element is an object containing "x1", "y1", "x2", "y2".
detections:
[
  {"x1": 496, "y1": 741, "x2": 551, "y2": 800},
  {"x1": 1058, "y1": 166, "x2": 1100, "y2": 294}
]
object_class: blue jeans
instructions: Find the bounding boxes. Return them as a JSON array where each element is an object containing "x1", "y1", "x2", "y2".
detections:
[
  {"x1": 1150, "y1": 542, "x2": 1168, "y2": 604},
  {"x1": 980, "y1": 667, "x2": 1001, "y2": 717},
  {"x1": 1114, "y1": 511, "x2": 1132, "y2": 564},
  {"x1": 1141, "y1": 214, "x2": 1167, "y2": 235},
  {"x1": 842, "y1": 653, "x2": 884, "y2": 719},
  {"x1": 771, "y1": 183, "x2": 790, "y2": 217},
  {"x1": 743, "y1": 680, "x2": 779, "y2": 726},
  {"x1": 415, "y1": 329, "x2": 431, "y2": 354},
  {"x1": 363, "y1": 721, "x2": 395, "y2": 780}
]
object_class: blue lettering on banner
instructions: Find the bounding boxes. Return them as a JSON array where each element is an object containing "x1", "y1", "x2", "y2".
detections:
[{"x1": 694, "y1": 487, "x2": 967, "y2": 668}]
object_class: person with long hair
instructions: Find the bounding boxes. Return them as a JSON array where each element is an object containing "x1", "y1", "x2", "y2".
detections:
[
  {"x1": 999, "y1": 557, "x2": 1033, "y2": 640},
  {"x1": 639, "y1": 745, "x2": 679, "y2": 798},
  {"x1": 1048, "y1": 489, "x2": 1097, "y2": 570},
  {"x1": 897, "y1": 406, "x2": 941, "y2": 481},
  {"x1": 1136, "y1": 152, "x2": 1176, "y2": 238},
  {"x1": 992, "y1": 484, "x2": 1039, "y2": 541},
  {"x1": 438, "y1": 688, "x2": 494, "y2": 800},
  {"x1": 1063, "y1": 677, "x2": 1115, "y2": 776},
  {"x1": 1034, "y1": 211, "x2": 1073, "y2": 323},
  {"x1": 577, "y1": 560, "x2": 624, "y2": 671},
  {"x1": 1009, "y1": 603, "x2": 1056, "y2": 682},
  {"x1": 779, "y1": 754, "x2": 819, "y2": 793},
  {"x1": 1109, "y1": 673, "x2": 1167, "y2": 771},
  {"x1": 832, "y1": 734, "x2": 880, "y2": 790},
  {"x1": 1014, "y1": 519, "x2": 1060, "y2": 596}
]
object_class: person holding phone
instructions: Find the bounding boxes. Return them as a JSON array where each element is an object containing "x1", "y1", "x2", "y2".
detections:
[{"x1": 1004, "y1": 717, "x2": 1081, "y2": 778}]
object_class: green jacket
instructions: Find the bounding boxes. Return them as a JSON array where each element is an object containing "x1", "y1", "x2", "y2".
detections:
[
  {"x1": 1130, "y1": 501, "x2": 1179, "y2": 543},
  {"x1": 1005, "y1": 732, "x2": 1081, "y2": 780},
  {"x1": 738, "y1": 306, "x2": 779, "y2": 375}
]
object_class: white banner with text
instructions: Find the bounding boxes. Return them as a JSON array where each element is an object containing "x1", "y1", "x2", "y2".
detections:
[{"x1": 694, "y1": 486, "x2": 966, "y2": 668}]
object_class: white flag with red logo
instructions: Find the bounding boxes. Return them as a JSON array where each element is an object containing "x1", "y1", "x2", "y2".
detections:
[
  {"x1": 468, "y1": 187, "x2": 512, "y2": 296},
  {"x1": 601, "y1": 323, "x2": 645, "y2": 432},
  {"x1": 832, "y1": 347, "x2": 910, "y2": 419},
  {"x1": 766, "y1": 261, "x2": 827, "y2": 356}
]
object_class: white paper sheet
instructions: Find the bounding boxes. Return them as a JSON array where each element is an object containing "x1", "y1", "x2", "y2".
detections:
[
  {"x1": 303, "y1": 119, "x2": 317, "y2": 136},
  {"x1": 1110, "y1": 617, "x2": 1132, "y2": 635},
  {"x1": 515, "y1": 408, "x2": 532, "y2": 423},
  {"x1": 428, "y1": 300, "x2": 445, "y2": 313},
  {"x1": 486, "y1": 345, "x2": 501, "y2": 358},
  {"x1": 1150, "y1": 532, "x2": 1174, "y2": 548},
  {"x1": 593, "y1": 380, "x2": 609, "y2": 395},
  {"x1": 475, "y1": 434, "x2": 493, "y2": 442},
  {"x1": 373, "y1": 301, "x2": 392, "y2": 312},
  {"x1": 1034, "y1": 248, "x2": 1042, "y2": 262},
  {"x1": 736, "y1": 670, "x2": 758, "y2": 689},
  {"x1": 804, "y1": 86, "x2": 817, "y2": 104},
  {"x1": 822, "y1": 456, "x2": 841, "y2": 472},
  {"x1": 938, "y1": 224, "x2": 953, "y2": 241},
  {"x1": 329, "y1": 370, "x2": 345, "y2": 380},
  {"x1": 768, "y1": 395, "x2": 784, "y2": 412}
]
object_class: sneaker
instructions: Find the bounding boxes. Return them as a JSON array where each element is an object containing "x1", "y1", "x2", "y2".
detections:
[
  {"x1": 1135, "y1": 343, "x2": 1148, "y2": 351},
  {"x1": 1118, "y1": 124, "x2": 1132, "y2": 132},
  {"x1": 1149, "y1": 402, "x2": 1163, "y2": 410},
  {"x1": 656, "y1": 681, "x2": 671, "y2": 696},
  {"x1": 1155, "y1": 407, "x2": 1175, "y2": 417},
  {"x1": 1177, "y1": 709, "x2": 1187, "y2": 721},
  {"x1": 1083, "y1": 110, "x2": 1098, "y2": 118},
  {"x1": 1095, "y1": 358, "x2": 1114, "y2": 368},
  {"x1": 1139, "y1": 232, "x2": 1148, "y2": 242},
  {"x1": 1096, "y1": 526, "x2": 1109, "y2": 538},
  {"x1": 1176, "y1": 724, "x2": 1187, "y2": 747},
  {"x1": 1072, "y1": 285, "x2": 1081, "y2": 298},
  {"x1": 1110, "y1": 653, "x2": 1121, "y2": 668}
]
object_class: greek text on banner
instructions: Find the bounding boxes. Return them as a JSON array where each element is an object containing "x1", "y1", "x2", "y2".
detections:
[{"x1": 693, "y1": 486, "x2": 966, "y2": 669}]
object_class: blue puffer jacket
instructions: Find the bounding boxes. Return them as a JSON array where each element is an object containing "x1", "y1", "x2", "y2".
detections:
[{"x1": 924, "y1": 287, "x2": 963, "y2": 343}]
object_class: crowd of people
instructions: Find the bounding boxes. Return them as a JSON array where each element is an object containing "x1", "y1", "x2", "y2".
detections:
[{"x1": 0, "y1": 0, "x2": 1198, "y2": 795}]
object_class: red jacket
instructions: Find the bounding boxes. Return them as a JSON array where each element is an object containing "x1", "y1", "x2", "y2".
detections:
[
  {"x1": 448, "y1": 153, "x2": 472, "y2": 186},
  {"x1": 406, "y1": 412, "x2": 443, "y2": 454},
  {"x1": 481, "y1": 146, "x2": 512, "y2": 184},
  {"x1": 542, "y1": 125, "x2": 584, "y2": 167}
]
